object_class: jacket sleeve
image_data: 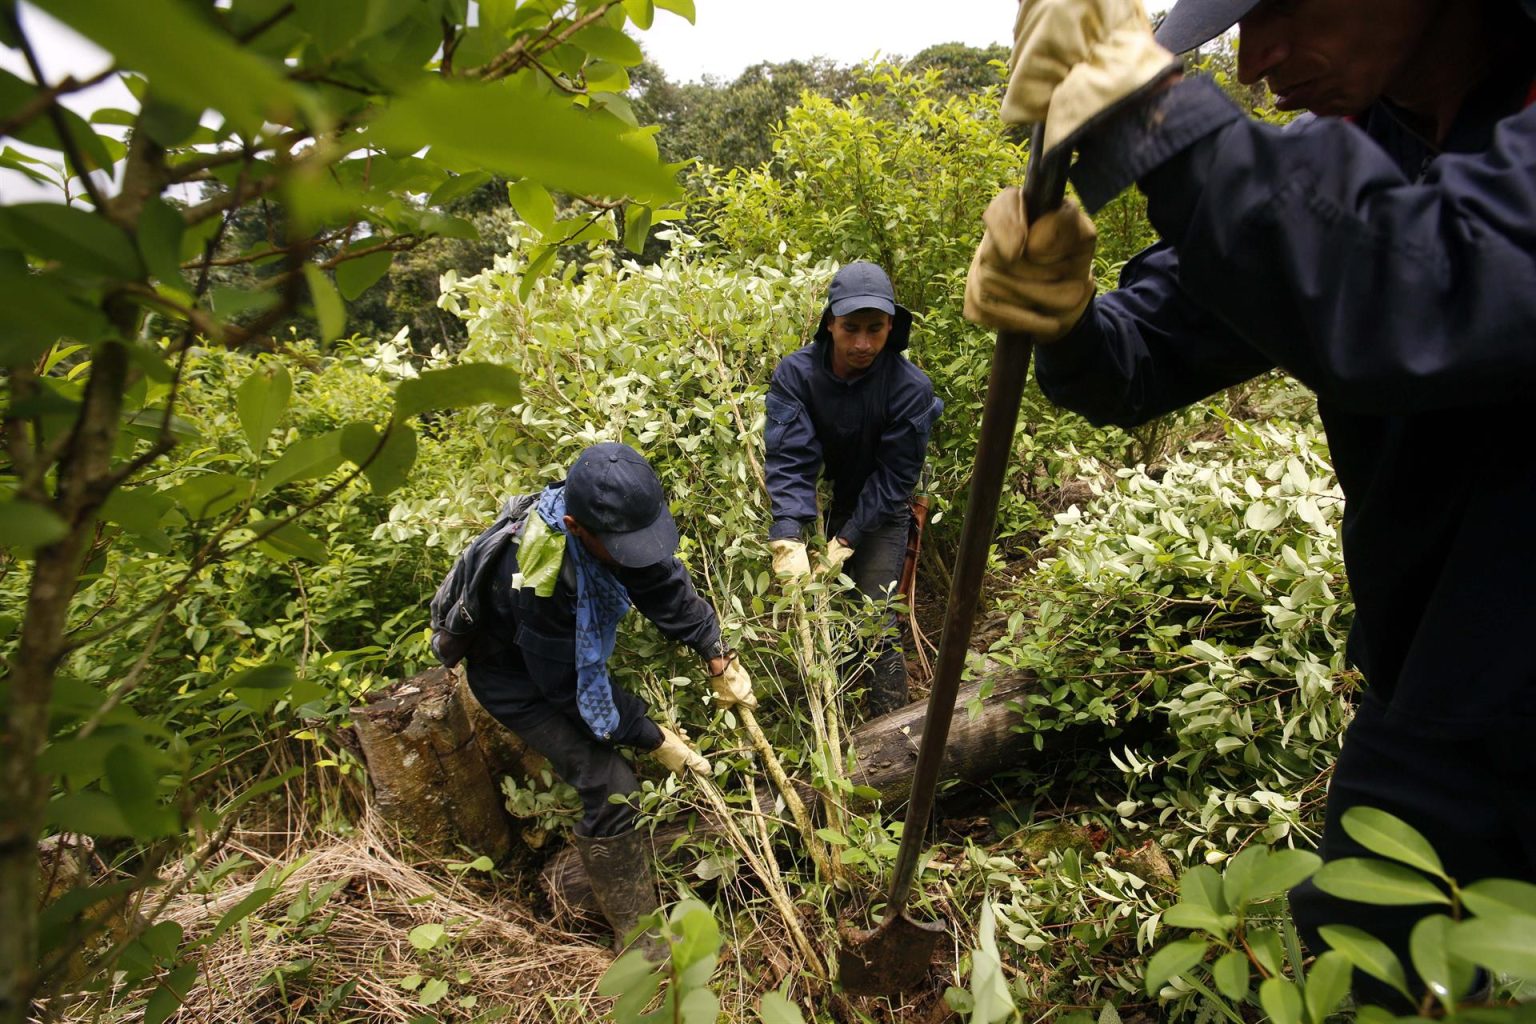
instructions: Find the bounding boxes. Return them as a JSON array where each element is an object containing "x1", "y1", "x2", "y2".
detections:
[
  {"x1": 1072, "y1": 77, "x2": 1536, "y2": 416},
  {"x1": 840, "y1": 375, "x2": 941, "y2": 548},
  {"x1": 764, "y1": 368, "x2": 822, "y2": 541},
  {"x1": 1034, "y1": 243, "x2": 1275, "y2": 427},
  {"x1": 611, "y1": 557, "x2": 727, "y2": 662}
]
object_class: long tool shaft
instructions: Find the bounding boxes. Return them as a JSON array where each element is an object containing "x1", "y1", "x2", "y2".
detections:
[{"x1": 878, "y1": 125, "x2": 1070, "y2": 918}]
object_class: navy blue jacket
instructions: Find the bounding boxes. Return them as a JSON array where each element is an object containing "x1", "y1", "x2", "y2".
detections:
[
  {"x1": 765, "y1": 305, "x2": 943, "y2": 546},
  {"x1": 466, "y1": 502, "x2": 726, "y2": 749},
  {"x1": 1038, "y1": 56, "x2": 1536, "y2": 735}
]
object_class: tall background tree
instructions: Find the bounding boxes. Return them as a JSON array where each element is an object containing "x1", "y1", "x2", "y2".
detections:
[{"x1": 0, "y1": 1, "x2": 687, "y2": 1018}]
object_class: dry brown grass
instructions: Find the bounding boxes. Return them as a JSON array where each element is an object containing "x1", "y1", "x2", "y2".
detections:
[{"x1": 67, "y1": 812, "x2": 616, "y2": 1024}]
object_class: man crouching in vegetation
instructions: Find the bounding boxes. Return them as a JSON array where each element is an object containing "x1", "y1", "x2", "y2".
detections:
[
  {"x1": 764, "y1": 261, "x2": 943, "y2": 718},
  {"x1": 456, "y1": 443, "x2": 752, "y2": 955},
  {"x1": 966, "y1": 0, "x2": 1536, "y2": 1005}
]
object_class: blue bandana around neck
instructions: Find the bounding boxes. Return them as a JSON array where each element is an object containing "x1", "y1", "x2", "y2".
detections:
[{"x1": 536, "y1": 484, "x2": 630, "y2": 740}]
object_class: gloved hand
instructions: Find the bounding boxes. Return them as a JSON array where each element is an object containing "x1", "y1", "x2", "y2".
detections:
[
  {"x1": 964, "y1": 187, "x2": 1097, "y2": 340},
  {"x1": 768, "y1": 539, "x2": 810, "y2": 582},
  {"x1": 708, "y1": 654, "x2": 756, "y2": 710},
  {"x1": 651, "y1": 726, "x2": 710, "y2": 775},
  {"x1": 819, "y1": 538, "x2": 855, "y2": 576},
  {"x1": 1001, "y1": 0, "x2": 1179, "y2": 153}
]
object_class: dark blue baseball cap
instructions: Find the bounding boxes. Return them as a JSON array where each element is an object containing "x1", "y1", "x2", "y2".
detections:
[
  {"x1": 565, "y1": 442, "x2": 679, "y2": 568},
  {"x1": 827, "y1": 261, "x2": 897, "y2": 317},
  {"x1": 1155, "y1": 0, "x2": 1259, "y2": 53}
]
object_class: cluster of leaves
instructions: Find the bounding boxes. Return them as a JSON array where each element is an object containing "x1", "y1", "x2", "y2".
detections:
[
  {"x1": 2, "y1": 0, "x2": 702, "y2": 1016},
  {"x1": 1147, "y1": 807, "x2": 1536, "y2": 1023}
]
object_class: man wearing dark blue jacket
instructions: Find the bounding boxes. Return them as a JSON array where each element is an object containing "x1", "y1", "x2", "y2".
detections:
[
  {"x1": 965, "y1": 0, "x2": 1536, "y2": 1003},
  {"x1": 463, "y1": 442, "x2": 749, "y2": 955},
  {"x1": 765, "y1": 262, "x2": 943, "y2": 717}
]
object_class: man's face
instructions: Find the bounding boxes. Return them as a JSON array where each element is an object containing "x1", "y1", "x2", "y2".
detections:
[
  {"x1": 829, "y1": 309, "x2": 893, "y2": 377},
  {"x1": 1236, "y1": 0, "x2": 1437, "y2": 115},
  {"x1": 563, "y1": 516, "x2": 619, "y2": 566}
]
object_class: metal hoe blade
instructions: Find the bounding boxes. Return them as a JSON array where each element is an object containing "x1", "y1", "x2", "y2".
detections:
[{"x1": 835, "y1": 124, "x2": 1070, "y2": 997}]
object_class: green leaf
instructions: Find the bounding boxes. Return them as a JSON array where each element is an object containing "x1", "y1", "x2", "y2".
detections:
[
  {"x1": 1143, "y1": 937, "x2": 1208, "y2": 995},
  {"x1": 1304, "y1": 951, "x2": 1353, "y2": 1024},
  {"x1": 1339, "y1": 807, "x2": 1446, "y2": 879},
  {"x1": 506, "y1": 178, "x2": 557, "y2": 235},
  {"x1": 408, "y1": 923, "x2": 445, "y2": 950},
  {"x1": 303, "y1": 264, "x2": 346, "y2": 342},
  {"x1": 679, "y1": 987, "x2": 719, "y2": 1024},
  {"x1": 1258, "y1": 977, "x2": 1302, "y2": 1024},
  {"x1": 0, "y1": 265, "x2": 111, "y2": 362},
  {"x1": 1448, "y1": 916, "x2": 1536, "y2": 979},
  {"x1": 256, "y1": 428, "x2": 347, "y2": 495},
  {"x1": 1461, "y1": 878, "x2": 1536, "y2": 920},
  {"x1": 968, "y1": 900, "x2": 1017, "y2": 1024},
  {"x1": 294, "y1": 0, "x2": 367, "y2": 55},
  {"x1": 341, "y1": 421, "x2": 417, "y2": 496},
  {"x1": 623, "y1": 203, "x2": 652, "y2": 253},
  {"x1": 164, "y1": 472, "x2": 253, "y2": 520},
  {"x1": 1211, "y1": 949, "x2": 1248, "y2": 1001},
  {"x1": 0, "y1": 203, "x2": 142, "y2": 279},
  {"x1": 758, "y1": 991, "x2": 805, "y2": 1024},
  {"x1": 418, "y1": 977, "x2": 449, "y2": 1006},
  {"x1": 207, "y1": 886, "x2": 277, "y2": 942},
  {"x1": 1247, "y1": 928, "x2": 1285, "y2": 978},
  {"x1": 227, "y1": 662, "x2": 298, "y2": 712},
  {"x1": 1312, "y1": 858, "x2": 1450, "y2": 906},
  {"x1": 1410, "y1": 915, "x2": 1470, "y2": 1006},
  {"x1": 1222, "y1": 847, "x2": 1320, "y2": 908},
  {"x1": 654, "y1": 0, "x2": 695, "y2": 21},
  {"x1": 371, "y1": 76, "x2": 679, "y2": 203},
  {"x1": 46, "y1": 791, "x2": 133, "y2": 837},
  {"x1": 0, "y1": 498, "x2": 68, "y2": 552},
  {"x1": 237, "y1": 363, "x2": 292, "y2": 454},
  {"x1": 44, "y1": 0, "x2": 297, "y2": 134},
  {"x1": 569, "y1": 24, "x2": 642, "y2": 65},
  {"x1": 427, "y1": 170, "x2": 492, "y2": 207},
  {"x1": 1179, "y1": 864, "x2": 1229, "y2": 914},
  {"x1": 1162, "y1": 902, "x2": 1231, "y2": 937},
  {"x1": 334, "y1": 246, "x2": 395, "y2": 301},
  {"x1": 597, "y1": 944, "x2": 660, "y2": 1001},
  {"x1": 393, "y1": 363, "x2": 521, "y2": 420},
  {"x1": 622, "y1": 0, "x2": 655, "y2": 30},
  {"x1": 0, "y1": 69, "x2": 115, "y2": 172},
  {"x1": 105, "y1": 743, "x2": 178, "y2": 838},
  {"x1": 136, "y1": 197, "x2": 187, "y2": 289},
  {"x1": 1318, "y1": 924, "x2": 1411, "y2": 1000},
  {"x1": 144, "y1": 963, "x2": 197, "y2": 1024},
  {"x1": 255, "y1": 520, "x2": 328, "y2": 563}
]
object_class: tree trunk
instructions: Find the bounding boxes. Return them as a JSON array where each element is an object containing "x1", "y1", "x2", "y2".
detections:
[
  {"x1": 2, "y1": 340, "x2": 131, "y2": 1024},
  {"x1": 542, "y1": 666, "x2": 1086, "y2": 917},
  {"x1": 454, "y1": 672, "x2": 548, "y2": 782},
  {"x1": 351, "y1": 667, "x2": 513, "y2": 861}
]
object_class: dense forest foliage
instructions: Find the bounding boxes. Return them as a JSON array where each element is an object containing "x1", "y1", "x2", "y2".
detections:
[{"x1": 4, "y1": 4, "x2": 1534, "y2": 1024}]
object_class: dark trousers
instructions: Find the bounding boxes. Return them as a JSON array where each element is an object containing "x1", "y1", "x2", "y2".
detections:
[
  {"x1": 1288, "y1": 694, "x2": 1536, "y2": 1005},
  {"x1": 465, "y1": 663, "x2": 642, "y2": 839},
  {"x1": 833, "y1": 515, "x2": 911, "y2": 717}
]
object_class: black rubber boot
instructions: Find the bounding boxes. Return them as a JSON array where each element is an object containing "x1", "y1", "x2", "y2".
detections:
[{"x1": 571, "y1": 829, "x2": 667, "y2": 960}]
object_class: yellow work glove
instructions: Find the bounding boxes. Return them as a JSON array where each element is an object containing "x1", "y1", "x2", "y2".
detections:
[
  {"x1": 1002, "y1": 0, "x2": 1179, "y2": 154},
  {"x1": 819, "y1": 538, "x2": 855, "y2": 576},
  {"x1": 768, "y1": 539, "x2": 810, "y2": 582},
  {"x1": 708, "y1": 654, "x2": 756, "y2": 710},
  {"x1": 651, "y1": 726, "x2": 710, "y2": 775},
  {"x1": 964, "y1": 187, "x2": 1097, "y2": 341}
]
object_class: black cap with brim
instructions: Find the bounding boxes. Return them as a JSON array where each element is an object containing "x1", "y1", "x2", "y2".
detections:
[
  {"x1": 1155, "y1": 0, "x2": 1260, "y2": 53},
  {"x1": 596, "y1": 504, "x2": 679, "y2": 569}
]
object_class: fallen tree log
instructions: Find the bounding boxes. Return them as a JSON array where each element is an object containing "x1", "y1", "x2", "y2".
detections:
[{"x1": 542, "y1": 666, "x2": 1092, "y2": 918}]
